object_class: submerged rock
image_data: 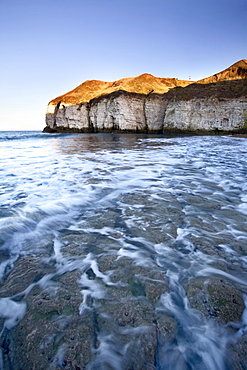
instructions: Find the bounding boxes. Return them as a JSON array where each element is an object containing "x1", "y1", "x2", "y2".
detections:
[
  {"x1": 186, "y1": 277, "x2": 245, "y2": 324},
  {"x1": 0, "y1": 247, "x2": 170, "y2": 369},
  {"x1": 1, "y1": 242, "x2": 247, "y2": 369}
]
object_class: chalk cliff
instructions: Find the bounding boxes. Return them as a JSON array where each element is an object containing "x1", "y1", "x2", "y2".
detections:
[{"x1": 44, "y1": 60, "x2": 247, "y2": 134}]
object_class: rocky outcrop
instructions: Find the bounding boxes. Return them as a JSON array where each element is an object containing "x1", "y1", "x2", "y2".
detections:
[{"x1": 44, "y1": 60, "x2": 247, "y2": 134}]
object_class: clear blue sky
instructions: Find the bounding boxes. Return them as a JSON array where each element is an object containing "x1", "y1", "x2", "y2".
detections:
[{"x1": 0, "y1": 0, "x2": 246, "y2": 131}]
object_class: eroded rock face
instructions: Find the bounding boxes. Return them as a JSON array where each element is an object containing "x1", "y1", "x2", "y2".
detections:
[
  {"x1": 44, "y1": 60, "x2": 247, "y2": 134},
  {"x1": 45, "y1": 88, "x2": 247, "y2": 134},
  {"x1": 45, "y1": 91, "x2": 169, "y2": 133},
  {"x1": 163, "y1": 97, "x2": 246, "y2": 132}
]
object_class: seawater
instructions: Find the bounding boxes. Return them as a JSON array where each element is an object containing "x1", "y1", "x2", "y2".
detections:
[{"x1": 0, "y1": 131, "x2": 247, "y2": 369}]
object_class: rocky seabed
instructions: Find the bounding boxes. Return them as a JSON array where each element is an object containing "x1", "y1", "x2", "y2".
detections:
[{"x1": 0, "y1": 133, "x2": 247, "y2": 369}]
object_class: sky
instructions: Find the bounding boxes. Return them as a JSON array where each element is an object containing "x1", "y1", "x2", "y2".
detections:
[{"x1": 0, "y1": 0, "x2": 246, "y2": 131}]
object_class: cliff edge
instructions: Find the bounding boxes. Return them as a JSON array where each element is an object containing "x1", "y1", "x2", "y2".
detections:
[
  {"x1": 44, "y1": 60, "x2": 247, "y2": 134},
  {"x1": 198, "y1": 59, "x2": 247, "y2": 84}
]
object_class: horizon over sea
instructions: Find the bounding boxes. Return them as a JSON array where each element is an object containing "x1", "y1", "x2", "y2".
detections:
[{"x1": 0, "y1": 130, "x2": 247, "y2": 369}]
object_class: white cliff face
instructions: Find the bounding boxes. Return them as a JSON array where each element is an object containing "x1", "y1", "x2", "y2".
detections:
[
  {"x1": 90, "y1": 94, "x2": 145, "y2": 131},
  {"x1": 45, "y1": 91, "x2": 247, "y2": 133},
  {"x1": 64, "y1": 105, "x2": 89, "y2": 130},
  {"x1": 163, "y1": 98, "x2": 247, "y2": 131},
  {"x1": 145, "y1": 94, "x2": 168, "y2": 131},
  {"x1": 46, "y1": 92, "x2": 168, "y2": 132},
  {"x1": 88, "y1": 93, "x2": 168, "y2": 131}
]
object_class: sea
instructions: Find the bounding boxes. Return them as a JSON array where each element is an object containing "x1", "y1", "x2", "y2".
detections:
[{"x1": 0, "y1": 131, "x2": 247, "y2": 369}]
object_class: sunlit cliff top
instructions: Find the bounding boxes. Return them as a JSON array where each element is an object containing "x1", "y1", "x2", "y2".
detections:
[
  {"x1": 49, "y1": 74, "x2": 193, "y2": 106},
  {"x1": 48, "y1": 60, "x2": 247, "y2": 106},
  {"x1": 197, "y1": 59, "x2": 247, "y2": 84}
]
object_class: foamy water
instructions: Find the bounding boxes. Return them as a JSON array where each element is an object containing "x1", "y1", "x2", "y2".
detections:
[{"x1": 0, "y1": 132, "x2": 247, "y2": 369}]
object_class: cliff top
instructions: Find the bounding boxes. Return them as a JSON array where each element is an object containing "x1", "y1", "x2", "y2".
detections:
[
  {"x1": 48, "y1": 59, "x2": 247, "y2": 106},
  {"x1": 49, "y1": 74, "x2": 193, "y2": 106},
  {"x1": 198, "y1": 59, "x2": 247, "y2": 84}
]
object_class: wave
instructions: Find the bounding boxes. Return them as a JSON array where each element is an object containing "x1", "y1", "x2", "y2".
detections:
[{"x1": 0, "y1": 131, "x2": 76, "y2": 142}]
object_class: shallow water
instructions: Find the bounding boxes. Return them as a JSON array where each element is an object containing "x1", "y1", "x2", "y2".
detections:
[{"x1": 0, "y1": 132, "x2": 247, "y2": 369}]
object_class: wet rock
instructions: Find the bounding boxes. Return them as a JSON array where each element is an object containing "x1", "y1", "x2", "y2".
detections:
[
  {"x1": 229, "y1": 333, "x2": 247, "y2": 370},
  {"x1": 1, "y1": 182, "x2": 246, "y2": 369},
  {"x1": 118, "y1": 192, "x2": 183, "y2": 244},
  {"x1": 183, "y1": 193, "x2": 222, "y2": 211},
  {"x1": 81, "y1": 208, "x2": 121, "y2": 230},
  {"x1": 99, "y1": 256, "x2": 169, "y2": 304},
  {"x1": 0, "y1": 242, "x2": 171, "y2": 369},
  {"x1": 0, "y1": 256, "x2": 54, "y2": 298},
  {"x1": 6, "y1": 311, "x2": 94, "y2": 370},
  {"x1": 1, "y1": 268, "x2": 94, "y2": 369},
  {"x1": 155, "y1": 314, "x2": 177, "y2": 343},
  {"x1": 186, "y1": 277, "x2": 245, "y2": 324},
  {"x1": 95, "y1": 299, "x2": 157, "y2": 368}
]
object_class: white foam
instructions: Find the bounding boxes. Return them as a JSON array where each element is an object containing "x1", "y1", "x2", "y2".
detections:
[
  {"x1": 239, "y1": 202, "x2": 247, "y2": 215},
  {"x1": 119, "y1": 325, "x2": 153, "y2": 335},
  {"x1": 0, "y1": 298, "x2": 26, "y2": 333},
  {"x1": 78, "y1": 253, "x2": 114, "y2": 314},
  {"x1": 83, "y1": 253, "x2": 113, "y2": 285},
  {"x1": 78, "y1": 273, "x2": 106, "y2": 314},
  {"x1": 51, "y1": 344, "x2": 67, "y2": 369},
  {"x1": 158, "y1": 271, "x2": 229, "y2": 370},
  {"x1": 52, "y1": 237, "x2": 63, "y2": 263},
  {"x1": 88, "y1": 333, "x2": 125, "y2": 370},
  {"x1": 197, "y1": 267, "x2": 247, "y2": 286}
]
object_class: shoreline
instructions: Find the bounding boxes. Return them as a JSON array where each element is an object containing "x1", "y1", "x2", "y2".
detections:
[{"x1": 43, "y1": 126, "x2": 247, "y2": 137}]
